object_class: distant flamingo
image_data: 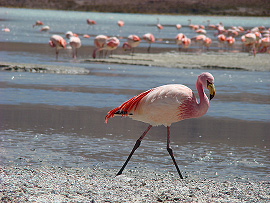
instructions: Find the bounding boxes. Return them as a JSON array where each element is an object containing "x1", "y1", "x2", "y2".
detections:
[
  {"x1": 117, "y1": 20, "x2": 124, "y2": 29},
  {"x1": 226, "y1": 36, "x2": 235, "y2": 50},
  {"x1": 102, "y1": 37, "x2": 120, "y2": 57},
  {"x1": 191, "y1": 34, "x2": 207, "y2": 49},
  {"x1": 143, "y1": 33, "x2": 155, "y2": 53},
  {"x1": 217, "y1": 34, "x2": 227, "y2": 49},
  {"x1": 242, "y1": 33, "x2": 257, "y2": 56},
  {"x1": 175, "y1": 33, "x2": 186, "y2": 50},
  {"x1": 203, "y1": 37, "x2": 212, "y2": 50},
  {"x1": 49, "y1": 35, "x2": 67, "y2": 59},
  {"x1": 176, "y1": 24, "x2": 181, "y2": 30},
  {"x1": 259, "y1": 37, "x2": 270, "y2": 53},
  {"x1": 105, "y1": 72, "x2": 215, "y2": 178},
  {"x1": 86, "y1": 19, "x2": 96, "y2": 25},
  {"x1": 2, "y1": 27, "x2": 10, "y2": 32},
  {"x1": 92, "y1": 35, "x2": 108, "y2": 59},
  {"x1": 69, "y1": 36, "x2": 81, "y2": 59},
  {"x1": 40, "y1": 26, "x2": 50, "y2": 32},
  {"x1": 196, "y1": 29, "x2": 207, "y2": 35},
  {"x1": 156, "y1": 18, "x2": 163, "y2": 32},
  {"x1": 33, "y1": 20, "x2": 43, "y2": 28},
  {"x1": 83, "y1": 34, "x2": 90, "y2": 38},
  {"x1": 122, "y1": 35, "x2": 141, "y2": 54},
  {"x1": 181, "y1": 37, "x2": 191, "y2": 49}
]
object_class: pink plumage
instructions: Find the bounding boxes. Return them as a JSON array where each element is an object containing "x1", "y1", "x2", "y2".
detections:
[{"x1": 105, "y1": 72, "x2": 215, "y2": 178}]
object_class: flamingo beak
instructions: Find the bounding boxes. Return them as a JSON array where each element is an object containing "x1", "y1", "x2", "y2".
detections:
[{"x1": 207, "y1": 83, "x2": 215, "y2": 100}]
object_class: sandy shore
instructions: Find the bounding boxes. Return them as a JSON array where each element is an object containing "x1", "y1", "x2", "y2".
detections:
[{"x1": 1, "y1": 166, "x2": 269, "y2": 202}]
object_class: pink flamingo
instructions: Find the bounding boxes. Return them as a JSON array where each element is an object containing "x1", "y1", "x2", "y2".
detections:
[
  {"x1": 92, "y1": 35, "x2": 108, "y2": 59},
  {"x1": 242, "y1": 33, "x2": 257, "y2": 56},
  {"x1": 83, "y1": 34, "x2": 90, "y2": 38},
  {"x1": 191, "y1": 34, "x2": 207, "y2": 49},
  {"x1": 117, "y1": 20, "x2": 124, "y2": 29},
  {"x1": 156, "y1": 18, "x2": 163, "y2": 32},
  {"x1": 122, "y1": 35, "x2": 141, "y2": 54},
  {"x1": 176, "y1": 24, "x2": 181, "y2": 30},
  {"x1": 86, "y1": 19, "x2": 96, "y2": 30},
  {"x1": 33, "y1": 20, "x2": 43, "y2": 28},
  {"x1": 86, "y1": 19, "x2": 96, "y2": 25},
  {"x1": 103, "y1": 37, "x2": 120, "y2": 57},
  {"x1": 49, "y1": 35, "x2": 67, "y2": 60},
  {"x1": 226, "y1": 36, "x2": 235, "y2": 50},
  {"x1": 69, "y1": 36, "x2": 81, "y2": 59},
  {"x1": 40, "y1": 26, "x2": 50, "y2": 32},
  {"x1": 2, "y1": 27, "x2": 10, "y2": 32},
  {"x1": 143, "y1": 33, "x2": 155, "y2": 53},
  {"x1": 105, "y1": 72, "x2": 215, "y2": 179},
  {"x1": 175, "y1": 33, "x2": 186, "y2": 50},
  {"x1": 259, "y1": 37, "x2": 270, "y2": 53},
  {"x1": 217, "y1": 34, "x2": 227, "y2": 49},
  {"x1": 181, "y1": 37, "x2": 191, "y2": 49},
  {"x1": 203, "y1": 37, "x2": 212, "y2": 50}
]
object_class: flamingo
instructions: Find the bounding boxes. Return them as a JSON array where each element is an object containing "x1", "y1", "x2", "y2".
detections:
[
  {"x1": 191, "y1": 34, "x2": 207, "y2": 49},
  {"x1": 40, "y1": 25, "x2": 50, "y2": 32},
  {"x1": 175, "y1": 33, "x2": 186, "y2": 50},
  {"x1": 259, "y1": 37, "x2": 270, "y2": 53},
  {"x1": 86, "y1": 19, "x2": 96, "y2": 25},
  {"x1": 156, "y1": 18, "x2": 163, "y2": 32},
  {"x1": 92, "y1": 35, "x2": 108, "y2": 59},
  {"x1": 203, "y1": 37, "x2": 212, "y2": 50},
  {"x1": 226, "y1": 36, "x2": 235, "y2": 50},
  {"x1": 49, "y1": 35, "x2": 67, "y2": 60},
  {"x1": 122, "y1": 35, "x2": 141, "y2": 54},
  {"x1": 69, "y1": 36, "x2": 81, "y2": 59},
  {"x1": 117, "y1": 20, "x2": 124, "y2": 29},
  {"x1": 2, "y1": 27, "x2": 10, "y2": 32},
  {"x1": 83, "y1": 34, "x2": 90, "y2": 38},
  {"x1": 33, "y1": 20, "x2": 43, "y2": 28},
  {"x1": 176, "y1": 24, "x2": 181, "y2": 30},
  {"x1": 105, "y1": 72, "x2": 215, "y2": 179},
  {"x1": 143, "y1": 33, "x2": 155, "y2": 53},
  {"x1": 243, "y1": 33, "x2": 257, "y2": 56},
  {"x1": 181, "y1": 37, "x2": 191, "y2": 49},
  {"x1": 217, "y1": 34, "x2": 227, "y2": 49},
  {"x1": 99, "y1": 37, "x2": 120, "y2": 58}
]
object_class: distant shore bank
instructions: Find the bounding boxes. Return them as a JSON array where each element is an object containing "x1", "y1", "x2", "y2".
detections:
[{"x1": 1, "y1": 0, "x2": 269, "y2": 17}]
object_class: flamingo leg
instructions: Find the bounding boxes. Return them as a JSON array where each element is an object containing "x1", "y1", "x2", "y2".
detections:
[
  {"x1": 166, "y1": 126, "x2": 184, "y2": 179},
  {"x1": 116, "y1": 125, "x2": 152, "y2": 176}
]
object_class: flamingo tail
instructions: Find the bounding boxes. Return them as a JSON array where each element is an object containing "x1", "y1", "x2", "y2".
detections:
[{"x1": 105, "y1": 89, "x2": 152, "y2": 123}]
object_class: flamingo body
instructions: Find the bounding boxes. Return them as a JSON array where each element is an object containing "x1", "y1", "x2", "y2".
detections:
[
  {"x1": 49, "y1": 35, "x2": 66, "y2": 59},
  {"x1": 123, "y1": 35, "x2": 141, "y2": 52},
  {"x1": 143, "y1": 33, "x2": 155, "y2": 52},
  {"x1": 69, "y1": 36, "x2": 81, "y2": 59},
  {"x1": 105, "y1": 72, "x2": 215, "y2": 178},
  {"x1": 40, "y1": 26, "x2": 50, "y2": 32},
  {"x1": 117, "y1": 20, "x2": 124, "y2": 27},
  {"x1": 92, "y1": 35, "x2": 108, "y2": 58},
  {"x1": 106, "y1": 72, "x2": 215, "y2": 126}
]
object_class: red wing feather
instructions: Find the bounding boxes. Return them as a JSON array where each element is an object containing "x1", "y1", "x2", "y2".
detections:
[{"x1": 105, "y1": 89, "x2": 152, "y2": 123}]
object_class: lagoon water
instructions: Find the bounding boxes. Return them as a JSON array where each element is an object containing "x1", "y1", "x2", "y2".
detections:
[{"x1": 0, "y1": 7, "x2": 269, "y2": 181}]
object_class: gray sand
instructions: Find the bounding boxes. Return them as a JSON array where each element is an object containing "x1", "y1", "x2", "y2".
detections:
[{"x1": 1, "y1": 166, "x2": 269, "y2": 202}]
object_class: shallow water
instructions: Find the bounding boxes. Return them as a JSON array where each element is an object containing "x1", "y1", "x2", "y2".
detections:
[{"x1": 0, "y1": 8, "x2": 269, "y2": 181}]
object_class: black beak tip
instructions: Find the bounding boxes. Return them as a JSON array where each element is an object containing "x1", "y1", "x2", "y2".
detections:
[{"x1": 210, "y1": 94, "x2": 214, "y2": 100}]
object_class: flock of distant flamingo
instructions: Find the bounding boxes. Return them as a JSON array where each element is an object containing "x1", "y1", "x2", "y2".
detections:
[{"x1": 3, "y1": 18, "x2": 270, "y2": 59}]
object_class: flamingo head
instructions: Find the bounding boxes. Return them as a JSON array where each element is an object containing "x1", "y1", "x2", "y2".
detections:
[{"x1": 199, "y1": 72, "x2": 215, "y2": 100}]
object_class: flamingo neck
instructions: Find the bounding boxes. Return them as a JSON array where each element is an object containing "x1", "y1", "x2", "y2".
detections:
[{"x1": 195, "y1": 79, "x2": 209, "y2": 117}]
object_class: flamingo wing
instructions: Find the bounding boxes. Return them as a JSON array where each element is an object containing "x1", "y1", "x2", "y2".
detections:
[{"x1": 105, "y1": 89, "x2": 152, "y2": 123}]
